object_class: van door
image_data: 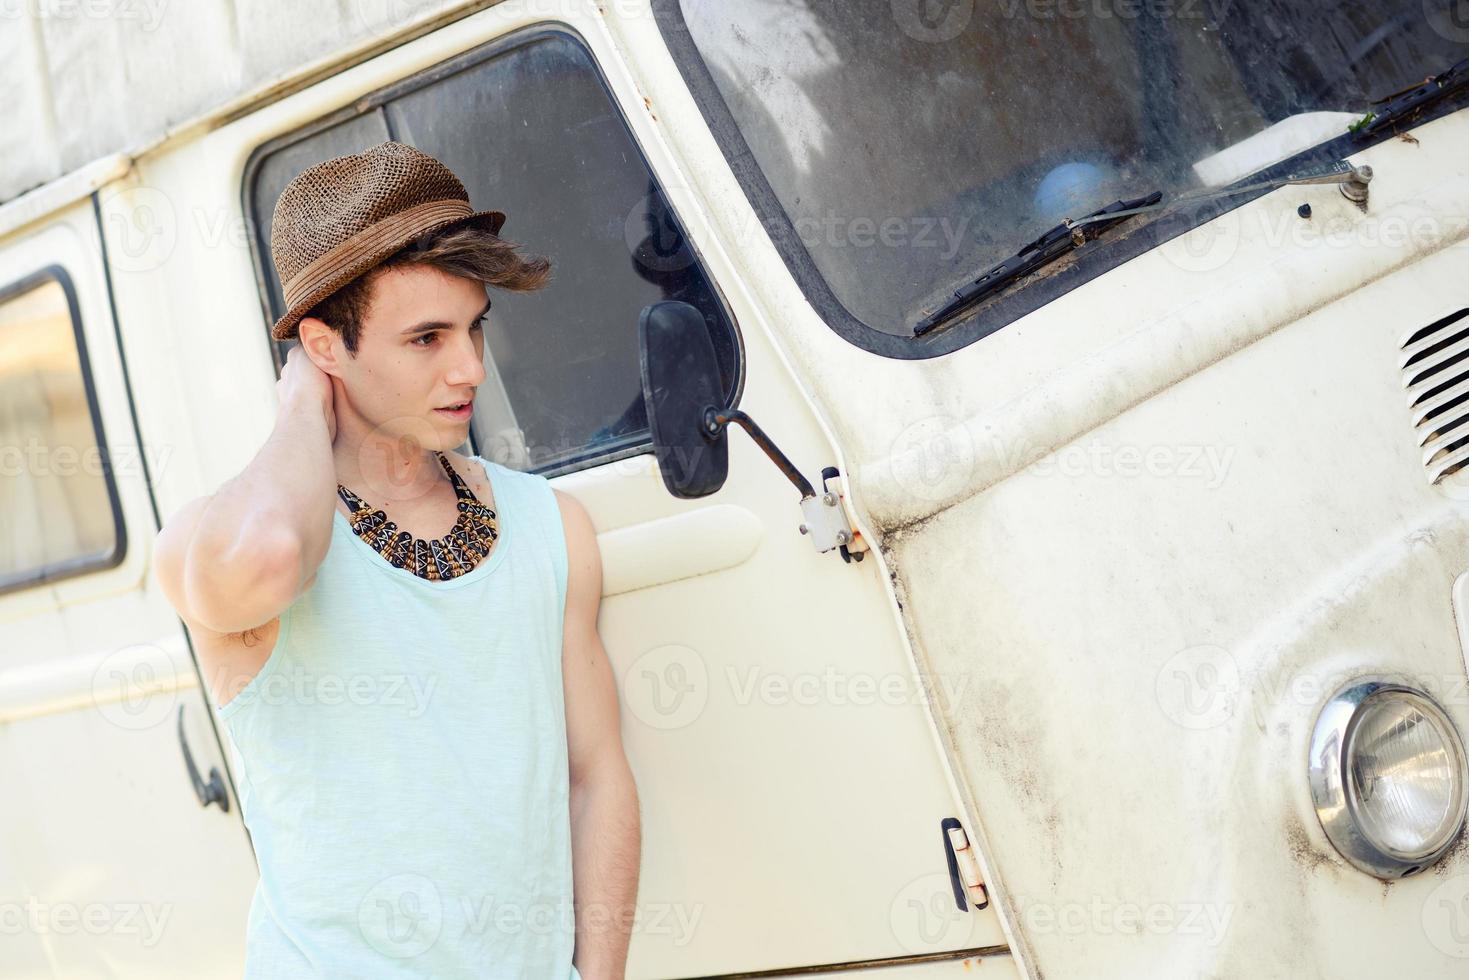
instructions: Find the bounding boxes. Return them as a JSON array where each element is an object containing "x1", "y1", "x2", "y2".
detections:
[
  {"x1": 0, "y1": 199, "x2": 259, "y2": 977},
  {"x1": 227, "y1": 10, "x2": 1009, "y2": 975}
]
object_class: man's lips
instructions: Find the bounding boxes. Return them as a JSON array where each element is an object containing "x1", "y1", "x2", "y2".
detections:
[{"x1": 435, "y1": 398, "x2": 474, "y2": 418}]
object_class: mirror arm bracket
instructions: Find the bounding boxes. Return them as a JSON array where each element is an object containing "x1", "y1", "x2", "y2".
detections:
[
  {"x1": 703, "y1": 407, "x2": 865, "y2": 559},
  {"x1": 703, "y1": 407, "x2": 816, "y2": 498}
]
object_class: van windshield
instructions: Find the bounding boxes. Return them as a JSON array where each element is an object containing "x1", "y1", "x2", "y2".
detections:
[{"x1": 677, "y1": 1, "x2": 1469, "y2": 336}]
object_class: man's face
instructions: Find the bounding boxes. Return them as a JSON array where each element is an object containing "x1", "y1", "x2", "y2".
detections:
[{"x1": 338, "y1": 263, "x2": 489, "y2": 453}]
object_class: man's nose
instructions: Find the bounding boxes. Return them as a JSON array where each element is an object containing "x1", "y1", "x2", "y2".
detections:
[{"x1": 445, "y1": 329, "x2": 487, "y2": 387}]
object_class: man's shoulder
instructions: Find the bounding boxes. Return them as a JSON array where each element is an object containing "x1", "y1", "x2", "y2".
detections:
[{"x1": 550, "y1": 488, "x2": 596, "y2": 565}]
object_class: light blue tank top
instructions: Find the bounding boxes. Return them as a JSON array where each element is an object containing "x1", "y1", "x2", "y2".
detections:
[{"x1": 213, "y1": 455, "x2": 581, "y2": 980}]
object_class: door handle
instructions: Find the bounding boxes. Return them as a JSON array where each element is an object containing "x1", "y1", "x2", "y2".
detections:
[{"x1": 177, "y1": 705, "x2": 230, "y2": 812}]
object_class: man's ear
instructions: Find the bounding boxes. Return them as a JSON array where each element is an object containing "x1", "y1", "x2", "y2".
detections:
[{"x1": 297, "y1": 316, "x2": 345, "y2": 378}]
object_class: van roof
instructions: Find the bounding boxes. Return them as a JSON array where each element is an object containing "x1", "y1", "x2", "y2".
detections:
[{"x1": 0, "y1": 0, "x2": 497, "y2": 239}]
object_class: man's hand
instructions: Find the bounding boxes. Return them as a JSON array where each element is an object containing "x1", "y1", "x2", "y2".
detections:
[
  {"x1": 277, "y1": 343, "x2": 337, "y2": 443},
  {"x1": 556, "y1": 489, "x2": 640, "y2": 980}
]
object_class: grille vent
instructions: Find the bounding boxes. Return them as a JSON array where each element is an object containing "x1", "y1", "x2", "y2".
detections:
[{"x1": 1401, "y1": 308, "x2": 1469, "y2": 483}]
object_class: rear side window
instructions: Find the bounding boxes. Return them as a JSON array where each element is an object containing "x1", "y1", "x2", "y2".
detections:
[
  {"x1": 0, "y1": 268, "x2": 123, "y2": 594},
  {"x1": 245, "y1": 27, "x2": 741, "y2": 476}
]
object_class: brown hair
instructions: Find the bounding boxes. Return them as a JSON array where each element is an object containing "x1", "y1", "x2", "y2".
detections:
[{"x1": 304, "y1": 223, "x2": 552, "y2": 353}]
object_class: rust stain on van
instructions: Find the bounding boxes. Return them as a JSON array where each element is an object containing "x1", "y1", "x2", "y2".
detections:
[
  {"x1": 1284, "y1": 820, "x2": 1331, "y2": 874},
  {"x1": 1431, "y1": 828, "x2": 1469, "y2": 876}
]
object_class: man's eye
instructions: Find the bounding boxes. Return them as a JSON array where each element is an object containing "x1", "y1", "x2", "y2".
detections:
[{"x1": 414, "y1": 319, "x2": 483, "y2": 346}]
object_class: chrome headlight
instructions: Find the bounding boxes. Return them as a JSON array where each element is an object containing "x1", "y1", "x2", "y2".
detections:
[{"x1": 1308, "y1": 679, "x2": 1469, "y2": 879}]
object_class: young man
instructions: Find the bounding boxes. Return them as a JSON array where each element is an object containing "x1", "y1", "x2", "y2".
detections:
[{"x1": 153, "y1": 141, "x2": 640, "y2": 978}]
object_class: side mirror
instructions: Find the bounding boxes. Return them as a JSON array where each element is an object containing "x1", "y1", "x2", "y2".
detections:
[
  {"x1": 638, "y1": 301, "x2": 729, "y2": 498},
  {"x1": 636, "y1": 302, "x2": 868, "y2": 561}
]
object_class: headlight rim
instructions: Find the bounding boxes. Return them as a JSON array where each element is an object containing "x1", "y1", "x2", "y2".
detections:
[{"x1": 1307, "y1": 676, "x2": 1469, "y2": 880}]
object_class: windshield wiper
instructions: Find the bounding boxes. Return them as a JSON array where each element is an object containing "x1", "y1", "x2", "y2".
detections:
[
  {"x1": 1355, "y1": 55, "x2": 1469, "y2": 137},
  {"x1": 912, "y1": 192, "x2": 1161, "y2": 337},
  {"x1": 913, "y1": 162, "x2": 1373, "y2": 338},
  {"x1": 1068, "y1": 161, "x2": 1373, "y2": 228}
]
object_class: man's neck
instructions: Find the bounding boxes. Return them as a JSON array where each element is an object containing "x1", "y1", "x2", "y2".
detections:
[{"x1": 332, "y1": 423, "x2": 449, "y2": 506}]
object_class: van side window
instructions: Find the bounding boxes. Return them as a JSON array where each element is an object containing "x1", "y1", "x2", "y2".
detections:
[
  {"x1": 0, "y1": 270, "x2": 122, "y2": 593},
  {"x1": 246, "y1": 28, "x2": 741, "y2": 477}
]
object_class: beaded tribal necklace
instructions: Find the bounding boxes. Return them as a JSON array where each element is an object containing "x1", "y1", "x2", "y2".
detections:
[{"x1": 336, "y1": 451, "x2": 499, "y2": 582}]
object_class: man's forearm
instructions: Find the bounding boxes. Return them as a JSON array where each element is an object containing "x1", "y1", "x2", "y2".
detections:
[
  {"x1": 191, "y1": 394, "x2": 336, "y2": 583},
  {"x1": 570, "y1": 760, "x2": 641, "y2": 979}
]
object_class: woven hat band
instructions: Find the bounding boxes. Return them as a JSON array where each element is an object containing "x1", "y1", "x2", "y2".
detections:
[{"x1": 281, "y1": 198, "x2": 474, "y2": 310}]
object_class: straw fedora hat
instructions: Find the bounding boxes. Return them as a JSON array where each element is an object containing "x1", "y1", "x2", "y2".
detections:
[{"x1": 268, "y1": 140, "x2": 506, "y2": 341}]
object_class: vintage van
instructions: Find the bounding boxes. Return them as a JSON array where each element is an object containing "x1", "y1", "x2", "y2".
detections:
[{"x1": 2, "y1": 0, "x2": 1469, "y2": 976}]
